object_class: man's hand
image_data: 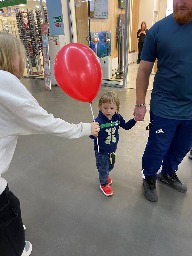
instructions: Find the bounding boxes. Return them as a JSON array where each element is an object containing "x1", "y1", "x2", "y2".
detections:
[
  {"x1": 133, "y1": 105, "x2": 146, "y2": 121},
  {"x1": 91, "y1": 122, "x2": 100, "y2": 136}
]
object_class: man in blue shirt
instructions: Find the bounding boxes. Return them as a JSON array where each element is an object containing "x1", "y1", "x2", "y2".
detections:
[{"x1": 134, "y1": 0, "x2": 192, "y2": 202}]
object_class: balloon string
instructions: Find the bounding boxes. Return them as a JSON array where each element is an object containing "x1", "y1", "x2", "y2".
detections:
[
  {"x1": 89, "y1": 103, "x2": 99, "y2": 153},
  {"x1": 90, "y1": 102, "x2": 95, "y2": 120}
]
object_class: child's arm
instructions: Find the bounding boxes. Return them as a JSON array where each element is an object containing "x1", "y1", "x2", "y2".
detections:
[{"x1": 119, "y1": 115, "x2": 137, "y2": 130}]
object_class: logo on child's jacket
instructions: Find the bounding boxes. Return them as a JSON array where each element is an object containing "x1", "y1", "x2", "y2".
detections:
[{"x1": 105, "y1": 127, "x2": 117, "y2": 144}]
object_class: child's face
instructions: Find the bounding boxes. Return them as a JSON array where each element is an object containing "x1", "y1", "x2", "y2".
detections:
[{"x1": 100, "y1": 102, "x2": 117, "y2": 120}]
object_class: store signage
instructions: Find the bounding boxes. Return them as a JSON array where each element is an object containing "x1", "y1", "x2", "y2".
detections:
[
  {"x1": 90, "y1": 0, "x2": 108, "y2": 19},
  {"x1": 0, "y1": 0, "x2": 27, "y2": 8},
  {"x1": 46, "y1": 0, "x2": 64, "y2": 36}
]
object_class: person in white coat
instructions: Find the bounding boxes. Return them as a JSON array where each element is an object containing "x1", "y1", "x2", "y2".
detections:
[{"x1": 0, "y1": 32, "x2": 100, "y2": 256}]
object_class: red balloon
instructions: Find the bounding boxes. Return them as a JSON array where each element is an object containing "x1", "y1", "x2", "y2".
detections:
[{"x1": 54, "y1": 43, "x2": 102, "y2": 103}]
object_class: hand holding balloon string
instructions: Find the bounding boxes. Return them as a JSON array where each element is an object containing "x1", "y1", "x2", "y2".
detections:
[{"x1": 90, "y1": 102, "x2": 100, "y2": 152}]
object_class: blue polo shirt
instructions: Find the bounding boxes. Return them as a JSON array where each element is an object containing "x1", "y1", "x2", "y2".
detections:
[{"x1": 141, "y1": 14, "x2": 192, "y2": 120}]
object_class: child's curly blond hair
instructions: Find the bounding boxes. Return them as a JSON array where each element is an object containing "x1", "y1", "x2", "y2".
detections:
[{"x1": 98, "y1": 91, "x2": 120, "y2": 113}]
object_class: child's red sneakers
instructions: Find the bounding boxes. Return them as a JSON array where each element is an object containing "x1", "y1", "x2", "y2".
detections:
[
  {"x1": 100, "y1": 184, "x2": 113, "y2": 196},
  {"x1": 107, "y1": 176, "x2": 112, "y2": 185}
]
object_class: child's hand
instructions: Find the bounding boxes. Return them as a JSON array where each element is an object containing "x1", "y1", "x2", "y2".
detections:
[{"x1": 91, "y1": 122, "x2": 100, "y2": 137}]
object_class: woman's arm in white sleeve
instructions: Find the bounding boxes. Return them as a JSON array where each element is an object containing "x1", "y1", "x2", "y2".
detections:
[{"x1": 14, "y1": 100, "x2": 91, "y2": 139}]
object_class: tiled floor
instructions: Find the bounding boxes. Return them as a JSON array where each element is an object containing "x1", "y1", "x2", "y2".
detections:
[
  {"x1": 4, "y1": 64, "x2": 192, "y2": 256},
  {"x1": 127, "y1": 63, "x2": 154, "y2": 90},
  {"x1": 101, "y1": 63, "x2": 154, "y2": 90}
]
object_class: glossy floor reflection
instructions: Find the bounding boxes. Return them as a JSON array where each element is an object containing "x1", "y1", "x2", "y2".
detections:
[{"x1": 4, "y1": 64, "x2": 192, "y2": 256}]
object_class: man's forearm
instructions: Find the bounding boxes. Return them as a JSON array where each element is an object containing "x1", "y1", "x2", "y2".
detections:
[{"x1": 136, "y1": 61, "x2": 154, "y2": 104}]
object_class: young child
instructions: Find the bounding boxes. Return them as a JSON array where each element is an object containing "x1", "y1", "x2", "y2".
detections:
[
  {"x1": 90, "y1": 91, "x2": 136, "y2": 196},
  {"x1": 0, "y1": 32, "x2": 100, "y2": 256}
]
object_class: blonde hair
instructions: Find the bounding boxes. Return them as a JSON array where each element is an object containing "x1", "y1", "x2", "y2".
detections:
[
  {"x1": 0, "y1": 32, "x2": 25, "y2": 78},
  {"x1": 98, "y1": 91, "x2": 120, "y2": 112}
]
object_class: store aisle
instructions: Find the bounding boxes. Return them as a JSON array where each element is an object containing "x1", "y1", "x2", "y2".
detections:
[{"x1": 3, "y1": 65, "x2": 192, "y2": 256}]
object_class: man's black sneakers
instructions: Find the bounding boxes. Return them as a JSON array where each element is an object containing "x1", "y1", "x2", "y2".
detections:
[
  {"x1": 143, "y1": 177, "x2": 158, "y2": 202},
  {"x1": 158, "y1": 172, "x2": 187, "y2": 193}
]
